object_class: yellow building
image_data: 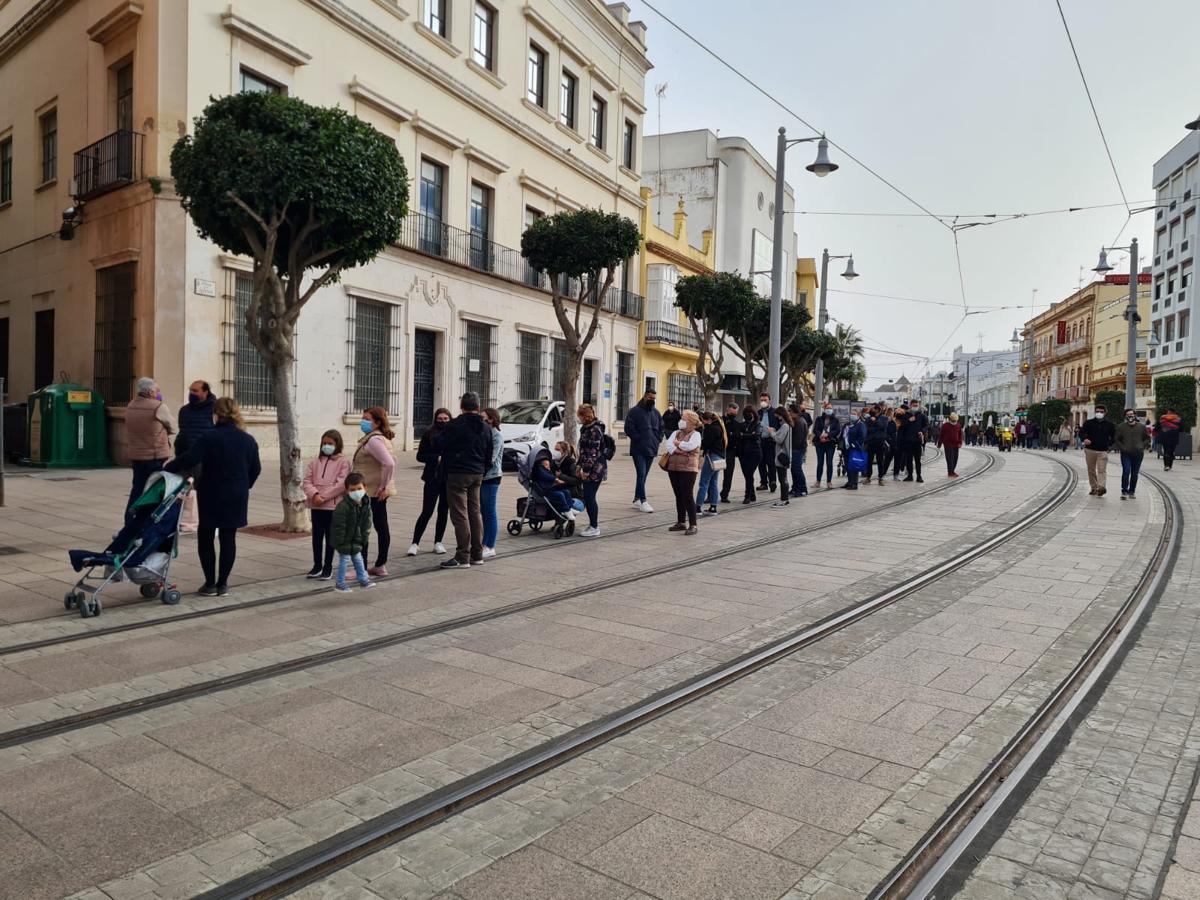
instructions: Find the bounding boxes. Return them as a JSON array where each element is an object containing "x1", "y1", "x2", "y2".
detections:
[
  {"x1": 1090, "y1": 274, "x2": 1153, "y2": 414},
  {"x1": 638, "y1": 188, "x2": 714, "y2": 409},
  {"x1": 796, "y1": 257, "x2": 818, "y2": 322}
]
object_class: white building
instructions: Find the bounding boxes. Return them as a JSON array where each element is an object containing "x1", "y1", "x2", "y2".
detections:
[
  {"x1": 0, "y1": 0, "x2": 650, "y2": 457},
  {"x1": 951, "y1": 345, "x2": 1021, "y2": 421},
  {"x1": 1148, "y1": 122, "x2": 1200, "y2": 383}
]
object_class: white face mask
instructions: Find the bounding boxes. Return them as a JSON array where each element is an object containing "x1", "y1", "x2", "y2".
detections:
[
  {"x1": 321, "y1": 444, "x2": 336, "y2": 456},
  {"x1": 1094, "y1": 411, "x2": 1105, "y2": 420},
  {"x1": 551, "y1": 448, "x2": 563, "y2": 461},
  {"x1": 759, "y1": 401, "x2": 769, "y2": 409},
  {"x1": 348, "y1": 489, "x2": 366, "y2": 501}
]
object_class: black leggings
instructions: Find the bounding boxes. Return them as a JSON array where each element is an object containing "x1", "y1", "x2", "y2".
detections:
[
  {"x1": 198, "y1": 526, "x2": 237, "y2": 586},
  {"x1": 740, "y1": 452, "x2": 761, "y2": 501},
  {"x1": 1163, "y1": 441, "x2": 1177, "y2": 468},
  {"x1": 669, "y1": 470, "x2": 699, "y2": 526},
  {"x1": 867, "y1": 443, "x2": 887, "y2": 480},
  {"x1": 311, "y1": 509, "x2": 334, "y2": 570},
  {"x1": 364, "y1": 497, "x2": 390, "y2": 567},
  {"x1": 412, "y1": 479, "x2": 449, "y2": 544},
  {"x1": 776, "y1": 465, "x2": 789, "y2": 501}
]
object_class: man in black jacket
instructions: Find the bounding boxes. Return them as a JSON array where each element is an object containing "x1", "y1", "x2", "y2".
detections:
[
  {"x1": 1080, "y1": 404, "x2": 1117, "y2": 496},
  {"x1": 898, "y1": 400, "x2": 928, "y2": 483},
  {"x1": 435, "y1": 392, "x2": 493, "y2": 568},
  {"x1": 720, "y1": 402, "x2": 741, "y2": 503},
  {"x1": 756, "y1": 392, "x2": 778, "y2": 491},
  {"x1": 623, "y1": 390, "x2": 662, "y2": 512},
  {"x1": 176, "y1": 380, "x2": 216, "y2": 458}
]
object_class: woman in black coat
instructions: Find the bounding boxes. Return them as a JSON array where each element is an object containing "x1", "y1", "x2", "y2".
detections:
[
  {"x1": 166, "y1": 397, "x2": 261, "y2": 596},
  {"x1": 737, "y1": 406, "x2": 763, "y2": 503}
]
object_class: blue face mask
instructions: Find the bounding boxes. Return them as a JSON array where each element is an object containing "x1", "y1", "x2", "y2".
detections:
[{"x1": 360, "y1": 420, "x2": 374, "y2": 434}]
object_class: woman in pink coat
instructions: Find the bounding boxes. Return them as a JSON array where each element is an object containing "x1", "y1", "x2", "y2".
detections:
[{"x1": 302, "y1": 429, "x2": 351, "y2": 579}]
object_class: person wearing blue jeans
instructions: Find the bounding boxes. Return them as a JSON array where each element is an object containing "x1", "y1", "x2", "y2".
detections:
[
  {"x1": 1115, "y1": 408, "x2": 1151, "y2": 499},
  {"x1": 790, "y1": 450, "x2": 808, "y2": 497},
  {"x1": 812, "y1": 406, "x2": 840, "y2": 488},
  {"x1": 336, "y1": 551, "x2": 372, "y2": 591},
  {"x1": 480, "y1": 408, "x2": 503, "y2": 558},
  {"x1": 623, "y1": 391, "x2": 663, "y2": 512},
  {"x1": 695, "y1": 411, "x2": 728, "y2": 515},
  {"x1": 331, "y1": 474, "x2": 376, "y2": 593}
]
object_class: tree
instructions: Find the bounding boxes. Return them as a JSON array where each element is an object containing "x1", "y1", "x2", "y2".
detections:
[
  {"x1": 521, "y1": 208, "x2": 640, "y2": 440},
  {"x1": 1094, "y1": 390, "x2": 1126, "y2": 425},
  {"x1": 828, "y1": 323, "x2": 865, "y2": 394},
  {"x1": 835, "y1": 389, "x2": 859, "y2": 401},
  {"x1": 673, "y1": 272, "x2": 758, "y2": 407},
  {"x1": 730, "y1": 298, "x2": 809, "y2": 400},
  {"x1": 172, "y1": 91, "x2": 408, "y2": 531},
  {"x1": 1154, "y1": 374, "x2": 1197, "y2": 429},
  {"x1": 781, "y1": 328, "x2": 838, "y2": 406},
  {"x1": 1027, "y1": 399, "x2": 1071, "y2": 434}
]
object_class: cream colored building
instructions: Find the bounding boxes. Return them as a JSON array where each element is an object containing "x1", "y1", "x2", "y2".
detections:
[{"x1": 0, "y1": 0, "x2": 650, "y2": 458}]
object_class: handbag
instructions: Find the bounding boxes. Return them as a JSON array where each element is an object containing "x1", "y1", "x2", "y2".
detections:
[
  {"x1": 777, "y1": 451, "x2": 789, "y2": 467},
  {"x1": 658, "y1": 452, "x2": 670, "y2": 471},
  {"x1": 708, "y1": 455, "x2": 726, "y2": 471},
  {"x1": 847, "y1": 448, "x2": 869, "y2": 473}
]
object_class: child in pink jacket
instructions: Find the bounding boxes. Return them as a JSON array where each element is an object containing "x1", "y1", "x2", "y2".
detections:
[{"x1": 302, "y1": 429, "x2": 351, "y2": 579}]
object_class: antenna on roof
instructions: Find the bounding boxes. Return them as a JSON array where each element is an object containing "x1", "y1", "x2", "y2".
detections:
[{"x1": 654, "y1": 83, "x2": 667, "y2": 228}]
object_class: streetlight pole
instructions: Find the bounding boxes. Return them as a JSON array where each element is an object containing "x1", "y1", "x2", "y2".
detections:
[
  {"x1": 766, "y1": 128, "x2": 837, "y2": 404},
  {"x1": 1093, "y1": 236, "x2": 1141, "y2": 410},
  {"x1": 811, "y1": 247, "x2": 857, "y2": 410}
]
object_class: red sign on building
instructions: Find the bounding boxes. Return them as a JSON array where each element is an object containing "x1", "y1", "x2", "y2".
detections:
[
  {"x1": 1056, "y1": 320, "x2": 1068, "y2": 344},
  {"x1": 1103, "y1": 273, "x2": 1152, "y2": 285}
]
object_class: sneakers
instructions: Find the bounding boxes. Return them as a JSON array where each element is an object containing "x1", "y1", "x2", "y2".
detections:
[
  {"x1": 742, "y1": 497, "x2": 755, "y2": 504},
  {"x1": 684, "y1": 526, "x2": 698, "y2": 535},
  {"x1": 579, "y1": 526, "x2": 601, "y2": 537},
  {"x1": 434, "y1": 542, "x2": 447, "y2": 555},
  {"x1": 903, "y1": 475, "x2": 914, "y2": 482},
  {"x1": 406, "y1": 543, "x2": 419, "y2": 556},
  {"x1": 1128, "y1": 492, "x2": 1136, "y2": 499},
  {"x1": 368, "y1": 566, "x2": 388, "y2": 577},
  {"x1": 771, "y1": 500, "x2": 790, "y2": 508},
  {"x1": 877, "y1": 477, "x2": 884, "y2": 485},
  {"x1": 1120, "y1": 492, "x2": 1128, "y2": 500},
  {"x1": 639, "y1": 501, "x2": 654, "y2": 513},
  {"x1": 481, "y1": 547, "x2": 497, "y2": 559},
  {"x1": 719, "y1": 496, "x2": 730, "y2": 504},
  {"x1": 632, "y1": 499, "x2": 642, "y2": 508},
  {"x1": 440, "y1": 559, "x2": 470, "y2": 569},
  {"x1": 319, "y1": 567, "x2": 333, "y2": 581},
  {"x1": 306, "y1": 566, "x2": 323, "y2": 579},
  {"x1": 668, "y1": 522, "x2": 687, "y2": 532},
  {"x1": 917, "y1": 476, "x2": 925, "y2": 484},
  {"x1": 198, "y1": 583, "x2": 218, "y2": 597},
  {"x1": 334, "y1": 584, "x2": 353, "y2": 593},
  {"x1": 216, "y1": 583, "x2": 229, "y2": 597}
]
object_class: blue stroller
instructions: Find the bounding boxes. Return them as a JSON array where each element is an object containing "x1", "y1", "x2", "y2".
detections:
[
  {"x1": 66, "y1": 471, "x2": 188, "y2": 617},
  {"x1": 506, "y1": 446, "x2": 576, "y2": 539}
]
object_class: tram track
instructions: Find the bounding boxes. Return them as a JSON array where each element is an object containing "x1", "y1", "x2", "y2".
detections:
[
  {"x1": 0, "y1": 448, "x2": 947, "y2": 656},
  {"x1": 0, "y1": 448, "x2": 987, "y2": 751},
  {"x1": 868, "y1": 469, "x2": 1182, "y2": 900},
  {"x1": 187, "y1": 455, "x2": 1080, "y2": 899}
]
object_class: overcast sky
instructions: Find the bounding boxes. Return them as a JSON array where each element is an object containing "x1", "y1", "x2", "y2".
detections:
[{"x1": 628, "y1": 0, "x2": 1200, "y2": 386}]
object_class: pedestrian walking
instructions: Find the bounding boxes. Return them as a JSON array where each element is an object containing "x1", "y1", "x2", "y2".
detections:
[
  {"x1": 353, "y1": 407, "x2": 396, "y2": 576},
  {"x1": 664, "y1": 409, "x2": 702, "y2": 534},
  {"x1": 898, "y1": 401, "x2": 928, "y2": 482},
  {"x1": 719, "y1": 402, "x2": 741, "y2": 503},
  {"x1": 695, "y1": 410, "x2": 728, "y2": 516},
  {"x1": 407, "y1": 409, "x2": 451, "y2": 557},
  {"x1": 939, "y1": 413, "x2": 963, "y2": 477},
  {"x1": 787, "y1": 402, "x2": 809, "y2": 497},
  {"x1": 576, "y1": 404, "x2": 608, "y2": 536},
  {"x1": 662, "y1": 402, "x2": 682, "y2": 437},
  {"x1": 331, "y1": 473, "x2": 375, "y2": 593},
  {"x1": 1115, "y1": 408, "x2": 1151, "y2": 499},
  {"x1": 1080, "y1": 404, "x2": 1117, "y2": 496},
  {"x1": 1155, "y1": 408, "x2": 1182, "y2": 471},
  {"x1": 737, "y1": 406, "x2": 762, "y2": 503},
  {"x1": 841, "y1": 408, "x2": 867, "y2": 490},
  {"x1": 125, "y1": 377, "x2": 178, "y2": 515},
  {"x1": 1056, "y1": 419, "x2": 1073, "y2": 452},
  {"x1": 480, "y1": 408, "x2": 504, "y2": 557},
  {"x1": 770, "y1": 406, "x2": 793, "y2": 507},
  {"x1": 436, "y1": 393, "x2": 492, "y2": 568},
  {"x1": 813, "y1": 402, "x2": 840, "y2": 489},
  {"x1": 165, "y1": 397, "x2": 260, "y2": 596},
  {"x1": 756, "y1": 393, "x2": 779, "y2": 492},
  {"x1": 301, "y1": 430, "x2": 350, "y2": 579},
  {"x1": 624, "y1": 389, "x2": 662, "y2": 513}
]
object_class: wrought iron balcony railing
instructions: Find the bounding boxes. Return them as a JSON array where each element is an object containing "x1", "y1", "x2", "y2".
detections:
[
  {"x1": 73, "y1": 130, "x2": 143, "y2": 200},
  {"x1": 644, "y1": 319, "x2": 699, "y2": 350}
]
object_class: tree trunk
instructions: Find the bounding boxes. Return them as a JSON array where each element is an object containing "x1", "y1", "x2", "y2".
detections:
[
  {"x1": 560, "y1": 364, "x2": 580, "y2": 445},
  {"x1": 272, "y1": 356, "x2": 309, "y2": 533}
]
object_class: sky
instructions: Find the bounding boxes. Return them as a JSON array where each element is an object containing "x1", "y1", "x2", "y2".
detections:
[{"x1": 626, "y1": 0, "x2": 1200, "y2": 386}]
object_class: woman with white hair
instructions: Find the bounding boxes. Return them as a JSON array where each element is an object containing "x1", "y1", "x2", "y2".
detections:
[
  {"x1": 663, "y1": 409, "x2": 703, "y2": 535},
  {"x1": 124, "y1": 376, "x2": 177, "y2": 515}
]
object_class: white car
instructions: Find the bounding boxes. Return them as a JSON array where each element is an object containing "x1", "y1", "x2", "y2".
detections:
[{"x1": 499, "y1": 400, "x2": 565, "y2": 470}]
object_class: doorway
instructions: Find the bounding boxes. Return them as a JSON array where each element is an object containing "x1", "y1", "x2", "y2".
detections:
[
  {"x1": 582, "y1": 359, "x2": 597, "y2": 407},
  {"x1": 412, "y1": 328, "x2": 437, "y2": 437},
  {"x1": 34, "y1": 309, "x2": 54, "y2": 389}
]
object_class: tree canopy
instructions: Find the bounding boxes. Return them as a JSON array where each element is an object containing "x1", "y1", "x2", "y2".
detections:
[
  {"x1": 521, "y1": 208, "x2": 641, "y2": 278},
  {"x1": 675, "y1": 272, "x2": 759, "y2": 403}
]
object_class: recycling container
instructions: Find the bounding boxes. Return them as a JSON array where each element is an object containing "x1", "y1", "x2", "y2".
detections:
[{"x1": 25, "y1": 383, "x2": 111, "y2": 468}]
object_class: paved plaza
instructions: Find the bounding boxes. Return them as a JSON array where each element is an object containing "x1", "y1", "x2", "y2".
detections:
[{"x1": 1, "y1": 445, "x2": 1199, "y2": 899}]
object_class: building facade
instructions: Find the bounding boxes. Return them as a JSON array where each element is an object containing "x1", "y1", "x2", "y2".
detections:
[
  {"x1": 1148, "y1": 126, "x2": 1200, "y2": 393},
  {"x1": 1089, "y1": 273, "x2": 1153, "y2": 414},
  {"x1": 0, "y1": 0, "x2": 651, "y2": 458},
  {"x1": 950, "y1": 345, "x2": 1020, "y2": 421}
]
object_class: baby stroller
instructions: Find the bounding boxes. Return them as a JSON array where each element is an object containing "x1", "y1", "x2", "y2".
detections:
[
  {"x1": 506, "y1": 446, "x2": 576, "y2": 539},
  {"x1": 66, "y1": 471, "x2": 188, "y2": 617}
]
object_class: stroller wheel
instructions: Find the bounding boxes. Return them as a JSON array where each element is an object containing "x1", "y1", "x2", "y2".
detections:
[
  {"x1": 506, "y1": 520, "x2": 522, "y2": 536},
  {"x1": 140, "y1": 583, "x2": 161, "y2": 599},
  {"x1": 162, "y1": 588, "x2": 182, "y2": 606},
  {"x1": 566, "y1": 520, "x2": 576, "y2": 537},
  {"x1": 530, "y1": 520, "x2": 544, "y2": 532},
  {"x1": 78, "y1": 596, "x2": 98, "y2": 618},
  {"x1": 553, "y1": 523, "x2": 564, "y2": 539},
  {"x1": 64, "y1": 592, "x2": 78, "y2": 610}
]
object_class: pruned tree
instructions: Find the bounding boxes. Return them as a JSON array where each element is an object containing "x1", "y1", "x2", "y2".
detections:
[
  {"x1": 733, "y1": 298, "x2": 814, "y2": 400},
  {"x1": 781, "y1": 328, "x2": 838, "y2": 405},
  {"x1": 521, "y1": 208, "x2": 640, "y2": 441},
  {"x1": 171, "y1": 91, "x2": 408, "y2": 531},
  {"x1": 674, "y1": 272, "x2": 758, "y2": 407}
]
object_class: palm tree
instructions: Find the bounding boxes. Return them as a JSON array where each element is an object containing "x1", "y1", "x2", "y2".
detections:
[{"x1": 830, "y1": 323, "x2": 865, "y2": 393}]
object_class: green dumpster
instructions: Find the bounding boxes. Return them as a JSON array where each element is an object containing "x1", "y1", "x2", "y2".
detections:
[{"x1": 25, "y1": 383, "x2": 112, "y2": 468}]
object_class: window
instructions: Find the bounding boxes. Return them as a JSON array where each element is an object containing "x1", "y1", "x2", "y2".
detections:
[
  {"x1": 34, "y1": 309, "x2": 54, "y2": 390},
  {"x1": 115, "y1": 60, "x2": 133, "y2": 132},
  {"x1": 472, "y1": 2, "x2": 495, "y2": 70},
  {"x1": 522, "y1": 207, "x2": 544, "y2": 286},
  {"x1": 668, "y1": 371, "x2": 702, "y2": 411},
  {"x1": 551, "y1": 339, "x2": 569, "y2": 399},
  {"x1": 560, "y1": 70, "x2": 577, "y2": 128},
  {"x1": 524, "y1": 205, "x2": 543, "y2": 228},
  {"x1": 527, "y1": 43, "x2": 547, "y2": 107},
  {"x1": 240, "y1": 68, "x2": 283, "y2": 95},
  {"x1": 228, "y1": 272, "x2": 276, "y2": 408},
  {"x1": 1179, "y1": 310, "x2": 1190, "y2": 340},
  {"x1": 1155, "y1": 277, "x2": 1163, "y2": 300},
  {"x1": 0, "y1": 138, "x2": 11, "y2": 204},
  {"x1": 469, "y1": 181, "x2": 492, "y2": 271},
  {"x1": 0, "y1": 317, "x2": 7, "y2": 392},
  {"x1": 463, "y1": 321, "x2": 497, "y2": 406},
  {"x1": 518, "y1": 332, "x2": 544, "y2": 398},
  {"x1": 1114, "y1": 339, "x2": 1120, "y2": 355},
  {"x1": 616, "y1": 351, "x2": 634, "y2": 419},
  {"x1": 622, "y1": 119, "x2": 636, "y2": 169},
  {"x1": 94, "y1": 263, "x2": 137, "y2": 405},
  {"x1": 39, "y1": 109, "x2": 57, "y2": 184},
  {"x1": 426, "y1": 0, "x2": 448, "y2": 38},
  {"x1": 646, "y1": 263, "x2": 679, "y2": 323},
  {"x1": 419, "y1": 158, "x2": 445, "y2": 254},
  {"x1": 351, "y1": 299, "x2": 396, "y2": 411},
  {"x1": 1165, "y1": 317, "x2": 1176, "y2": 343},
  {"x1": 590, "y1": 94, "x2": 606, "y2": 149}
]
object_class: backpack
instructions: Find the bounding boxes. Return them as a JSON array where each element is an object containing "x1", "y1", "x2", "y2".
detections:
[{"x1": 602, "y1": 432, "x2": 616, "y2": 461}]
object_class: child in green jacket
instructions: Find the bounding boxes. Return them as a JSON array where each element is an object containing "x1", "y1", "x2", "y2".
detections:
[{"x1": 332, "y1": 473, "x2": 376, "y2": 592}]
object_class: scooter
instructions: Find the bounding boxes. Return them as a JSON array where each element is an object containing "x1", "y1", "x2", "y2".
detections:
[{"x1": 997, "y1": 426, "x2": 1015, "y2": 452}]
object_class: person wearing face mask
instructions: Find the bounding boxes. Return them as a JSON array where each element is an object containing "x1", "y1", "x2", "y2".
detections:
[
  {"x1": 624, "y1": 390, "x2": 662, "y2": 513},
  {"x1": 1114, "y1": 408, "x2": 1151, "y2": 499},
  {"x1": 738, "y1": 406, "x2": 763, "y2": 503},
  {"x1": 786, "y1": 402, "x2": 809, "y2": 498},
  {"x1": 769, "y1": 406, "x2": 793, "y2": 507},
  {"x1": 125, "y1": 376, "x2": 179, "y2": 518},
  {"x1": 662, "y1": 401, "x2": 682, "y2": 437},
  {"x1": 755, "y1": 393, "x2": 779, "y2": 492},
  {"x1": 434, "y1": 392, "x2": 493, "y2": 569},
  {"x1": 665, "y1": 409, "x2": 703, "y2": 534},
  {"x1": 174, "y1": 380, "x2": 216, "y2": 534},
  {"x1": 939, "y1": 413, "x2": 964, "y2": 477},
  {"x1": 575, "y1": 404, "x2": 608, "y2": 537},
  {"x1": 812, "y1": 403, "x2": 840, "y2": 489},
  {"x1": 1079, "y1": 405, "x2": 1117, "y2": 496},
  {"x1": 898, "y1": 400, "x2": 928, "y2": 483},
  {"x1": 840, "y1": 409, "x2": 868, "y2": 490},
  {"x1": 865, "y1": 404, "x2": 890, "y2": 485},
  {"x1": 408, "y1": 409, "x2": 452, "y2": 557},
  {"x1": 352, "y1": 407, "x2": 397, "y2": 576},
  {"x1": 330, "y1": 473, "x2": 376, "y2": 593},
  {"x1": 302, "y1": 430, "x2": 351, "y2": 579},
  {"x1": 719, "y1": 402, "x2": 742, "y2": 504}
]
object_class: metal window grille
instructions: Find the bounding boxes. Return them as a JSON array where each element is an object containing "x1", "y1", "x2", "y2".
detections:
[
  {"x1": 40, "y1": 109, "x2": 56, "y2": 183},
  {"x1": 462, "y1": 321, "x2": 497, "y2": 407},
  {"x1": 0, "y1": 139, "x2": 11, "y2": 204},
  {"x1": 346, "y1": 297, "x2": 401, "y2": 413},
  {"x1": 616, "y1": 352, "x2": 634, "y2": 419},
  {"x1": 94, "y1": 262, "x2": 136, "y2": 405},
  {"x1": 222, "y1": 272, "x2": 275, "y2": 409},
  {"x1": 518, "y1": 332, "x2": 543, "y2": 399},
  {"x1": 668, "y1": 372, "x2": 703, "y2": 411},
  {"x1": 551, "y1": 339, "x2": 571, "y2": 401}
]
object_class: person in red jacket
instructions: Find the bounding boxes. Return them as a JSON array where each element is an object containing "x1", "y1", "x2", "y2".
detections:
[{"x1": 939, "y1": 412, "x2": 964, "y2": 477}]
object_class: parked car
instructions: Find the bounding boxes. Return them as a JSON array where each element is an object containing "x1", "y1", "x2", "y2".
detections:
[{"x1": 498, "y1": 400, "x2": 565, "y2": 470}]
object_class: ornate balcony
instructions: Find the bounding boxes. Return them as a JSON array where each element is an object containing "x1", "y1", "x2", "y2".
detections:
[{"x1": 73, "y1": 130, "x2": 143, "y2": 200}]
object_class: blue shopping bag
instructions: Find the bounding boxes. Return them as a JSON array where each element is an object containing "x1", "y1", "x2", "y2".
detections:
[{"x1": 847, "y1": 448, "x2": 869, "y2": 473}]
